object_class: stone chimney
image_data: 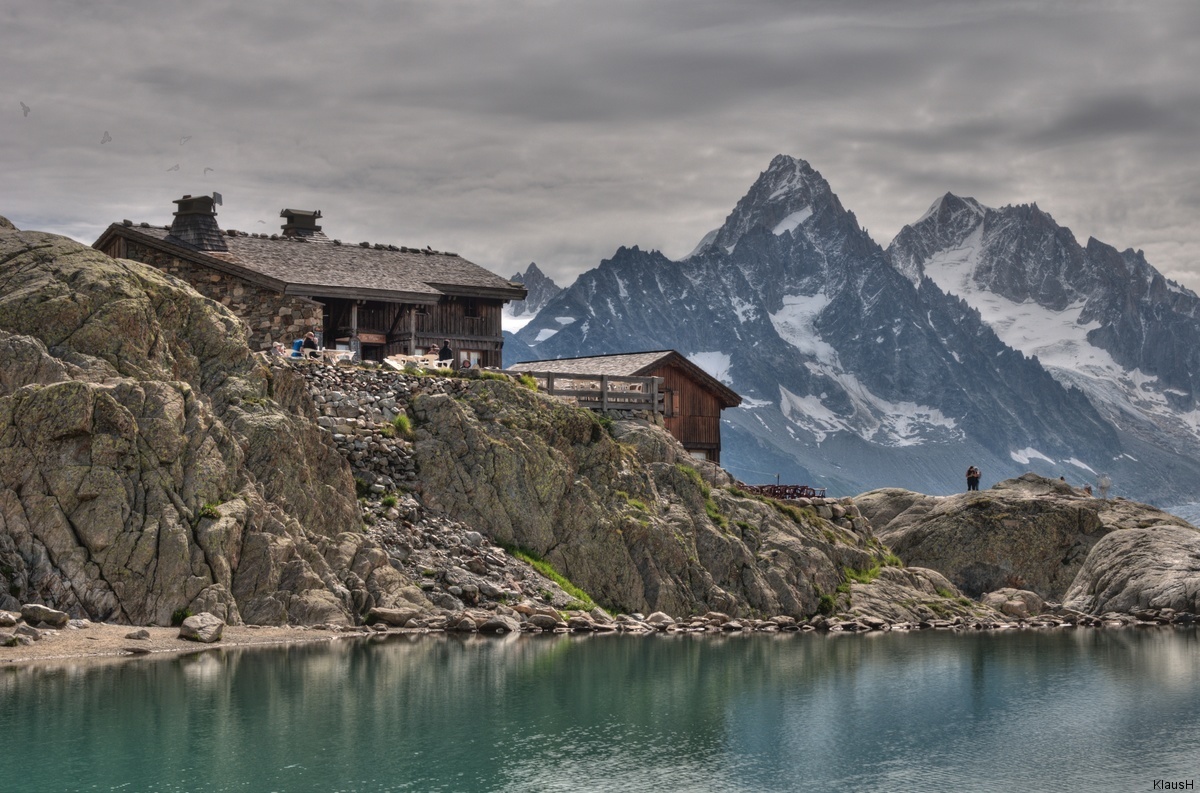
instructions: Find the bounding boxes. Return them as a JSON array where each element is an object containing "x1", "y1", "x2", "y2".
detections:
[
  {"x1": 167, "y1": 194, "x2": 228, "y2": 251},
  {"x1": 280, "y1": 208, "x2": 327, "y2": 240}
]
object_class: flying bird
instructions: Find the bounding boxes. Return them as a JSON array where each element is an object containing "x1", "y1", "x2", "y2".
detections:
[
  {"x1": 20, "y1": 102, "x2": 30, "y2": 117},
  {"x1": 203, "y1": 167, "x2": 214, "y2": 175},
  {"x1": 101, "y1": 131, "x2": 112, "y2": 144},
  {"x1": 256, "y1": 220, "x2": 266, "y2": 224},
  {"x1": 180, "y1": 136, "x2": 191, "y2": 145},
  {"x1": 166, "y1": 164, "x2": 180, "y2": 172}
]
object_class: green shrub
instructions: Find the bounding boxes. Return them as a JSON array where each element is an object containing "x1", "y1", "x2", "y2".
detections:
[
  {"x1": 380, "y1": 423, "x2": 396, "y2": 438},
  {"x1": 936, "y1": 587, "x2": 955, "y2": 599},
  {"x1": 381, "y1": 494, "x2": 398, "y2": 509},
  {"x1": 170, "y1": 608, "x2": 194, "y2": 627},
  {"x1": 391, "y1": 413, "x2": 413, "y2": 437},
  {"x1": 355, "y1": 477, "x2": 370, "y2": 498},
  {"x1": 842, "y1": 563, "x2": 883, "y2": 586},
  {"x1": 881, "y1": 551, "x2": 904, "y2": 568},
  {"x1": 197, "y1": 502, "x2": 220, "y2": 520},
  {"x1": 590, "y1": 410, "x2": 619, "y2": 441},
  {"x1": 517, "y1": 373, "x2": 538, "y2": 391},
  {"x1": 817, "y1": 593, "x2": 837, "y2": 616},
  {"x1": 676, "y1": 464, "x2": 710, "y2": 498},
  {"x1": 615, "y1": 491, "x2": 648, "y2": 513},
  {"x1": 478, "y1": 370, "x2": 508, "y2": 382}
]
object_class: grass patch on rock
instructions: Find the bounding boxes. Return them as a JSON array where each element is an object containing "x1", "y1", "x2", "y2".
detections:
[
  {"x1": 502, "y1": 544, "x2": 596, "y2": 609},
  {"x1": 391, "y1": 413, "x2": 413, "y2": 437}
]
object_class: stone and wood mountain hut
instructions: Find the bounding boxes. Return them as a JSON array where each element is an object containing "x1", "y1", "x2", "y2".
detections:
[
  {"x1": 509, "y1": 351, "x2": 742, "y2": 463},
  {"x1": 94, "y1": 195, "x2": 526, "y2": 366}
]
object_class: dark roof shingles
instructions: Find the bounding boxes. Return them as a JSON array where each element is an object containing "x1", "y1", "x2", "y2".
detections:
[{"x1": 114, "y1": 225, "x2": 521, "y2": 301}]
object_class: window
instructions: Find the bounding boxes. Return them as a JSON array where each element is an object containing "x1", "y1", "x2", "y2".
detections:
[
  {"x1": 464, "y1": 300, "x2": 480, "y2": 318},
  {"x1": 459, "y1": 349, "x2": 483, "y2": 368},
  {"x1": 667, "y1": 390, "x2": 680, "y2": 417}
]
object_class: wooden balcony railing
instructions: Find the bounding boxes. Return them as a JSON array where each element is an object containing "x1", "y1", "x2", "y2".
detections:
[{"x1": 505, "y1": 371, "x2": 664, "y2": 414}]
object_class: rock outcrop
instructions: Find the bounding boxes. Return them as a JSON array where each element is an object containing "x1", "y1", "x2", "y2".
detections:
[
  {"x1": 857, "y1": 473, "x2": 1199, "y2": 614},
  {"x1": 1064, "y1": 526, "x2": 1200, "y2": 614},
  {"x1": 0, "y1": 221, "x2": 425, "y2": 625},
  {"x1": 841, "y1": 567, "x2": 989, "y2": 624}
]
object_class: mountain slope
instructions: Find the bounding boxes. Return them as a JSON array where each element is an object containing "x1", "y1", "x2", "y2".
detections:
[
  {"x1": 889, "y1": 194, "x2": 1200, "y2": 467},
  {"x1": 513, "y1": 156, "x2": 1200, "y2": 504}
]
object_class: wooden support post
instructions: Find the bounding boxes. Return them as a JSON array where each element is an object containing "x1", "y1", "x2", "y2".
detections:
[
  {"x1": 546, "y1": 373, "x2": 555, "y2": 396},
  {"x1": 600, "y1": 375, "x2": 609, "y2": 411},
  {"x1": 650, "y1": 377, "x2": 661, "y2": 414}
]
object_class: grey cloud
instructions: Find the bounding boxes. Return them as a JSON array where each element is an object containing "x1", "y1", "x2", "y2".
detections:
[
  {"x1": 3, "y1": 0, "x2": 1200, "y2": 290},
  {"x1": 1027, "y1": 94, "x2": 1200, "y2": 147}
]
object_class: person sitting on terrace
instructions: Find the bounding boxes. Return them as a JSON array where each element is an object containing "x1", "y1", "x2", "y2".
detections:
[{"x1": 301, "y1": 332, "x2": 320, "y2": 359}]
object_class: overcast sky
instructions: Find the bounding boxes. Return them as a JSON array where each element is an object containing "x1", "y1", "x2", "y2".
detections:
[{"x1": 4, "y1": 1, "x2": 1199, "y2": 289}]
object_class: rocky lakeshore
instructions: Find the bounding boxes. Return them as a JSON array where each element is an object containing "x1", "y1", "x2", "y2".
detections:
[
  {"x1": 7, "y1": 594, "x2": 1197, "y2": 669},
  {"x1": 3, "y1": 218, "x2": 1200, "y2": 663}
]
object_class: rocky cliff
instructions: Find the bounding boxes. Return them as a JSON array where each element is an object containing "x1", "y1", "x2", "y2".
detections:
[{"x1": 0, "y1": 220, "x2": 424, "y2": 625}]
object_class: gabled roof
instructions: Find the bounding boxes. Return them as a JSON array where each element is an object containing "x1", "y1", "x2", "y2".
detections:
[
  {"x1": 94, "y1": 223, "x2": 526, "y2": 304},
  {"x1": 509, "y1": 350, "x2": 742, "y2": 408}
]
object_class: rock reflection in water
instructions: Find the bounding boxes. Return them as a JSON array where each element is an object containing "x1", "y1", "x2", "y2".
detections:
[{"x1": 3, "y1": 629, "x2": 1198, "y2": 792}]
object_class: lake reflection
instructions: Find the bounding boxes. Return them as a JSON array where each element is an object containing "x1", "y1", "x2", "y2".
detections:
[{"x1": 3, "y1": 629, "x2": 1198, "y2": 792}]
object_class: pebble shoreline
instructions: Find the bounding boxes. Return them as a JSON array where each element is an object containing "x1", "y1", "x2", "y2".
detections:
[{"x1": 6, "y1": 602, "x2": 1196, "y2": 669}]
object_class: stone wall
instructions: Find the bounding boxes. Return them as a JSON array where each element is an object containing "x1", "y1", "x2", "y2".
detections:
[
  {"x1": 125, "y1": 241, "x2": 324, "y2": 351},
  {"x1": 282, "y1": 361, "x2": 462, "y2": 493}
]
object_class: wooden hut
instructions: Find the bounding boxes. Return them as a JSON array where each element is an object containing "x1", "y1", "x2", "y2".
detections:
[
  {"x1": 509, "y1": 351, "x2": 742, "y2": 463},
  {"x1": 94, "y1": 195, "x2": 526, "y2": 366}
]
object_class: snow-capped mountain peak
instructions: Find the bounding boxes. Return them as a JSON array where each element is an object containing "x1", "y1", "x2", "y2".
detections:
[
  {"x1": 503, "y1": 262, "x2": 562, "y2": 333},
  {"x1": 888, "y1": 192, "x2": 1200, "y2": 467},
  {"x1": 702, "y1": 155, "x2": 842, "y2": 256}
]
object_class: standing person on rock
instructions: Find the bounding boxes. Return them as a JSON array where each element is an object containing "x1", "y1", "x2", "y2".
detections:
[{"x1": 966, "y1": 466, "x2": 981, "y2": 492}]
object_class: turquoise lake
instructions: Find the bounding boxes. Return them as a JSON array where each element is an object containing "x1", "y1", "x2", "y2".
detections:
[{"x1": 3, "y1": 628, "x2": 1198, "y2": 792}]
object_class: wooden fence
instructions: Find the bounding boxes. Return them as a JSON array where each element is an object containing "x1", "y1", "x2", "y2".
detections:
[
  {"x1": 505, "y1": 371, "x2": 663, "y2": 414},
  {"x1": 736, "y1": 483, "x2": 827, "y2": 500}
]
